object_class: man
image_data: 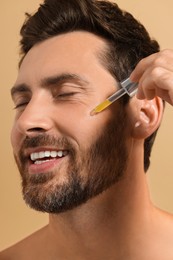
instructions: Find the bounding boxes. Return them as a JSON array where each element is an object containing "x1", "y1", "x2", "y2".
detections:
[{"x1": 1, "y1": 0, "x2": 173, "y2": 259}]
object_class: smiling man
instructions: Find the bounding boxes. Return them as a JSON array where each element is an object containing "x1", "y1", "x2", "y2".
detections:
[
  {"x1": 11, "y1": 32, "x2": 129, "y2": 215},
  {"x1": 1, "y1": 0, "x2": 173, "y2": 259}
]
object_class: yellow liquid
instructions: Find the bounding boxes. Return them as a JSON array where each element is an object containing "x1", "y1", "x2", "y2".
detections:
[{"x1": 90, "y1": 99, "x2": 112, "y2": 115}]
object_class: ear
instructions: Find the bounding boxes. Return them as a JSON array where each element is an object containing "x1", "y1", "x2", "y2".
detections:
[{"x1": 129, "y1": 97, "x2": 164, "y2": 139}]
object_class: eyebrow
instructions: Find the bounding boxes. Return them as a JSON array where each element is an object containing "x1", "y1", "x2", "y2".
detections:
[{"x1": 11, "y1": 73, "x2": 90, "y2": 99}]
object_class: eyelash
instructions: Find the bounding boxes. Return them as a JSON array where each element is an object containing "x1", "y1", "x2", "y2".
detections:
[
  {"x1": 55, "y1": 92, "x2": 78, "y2": 99},
  {"x1": 14, "y1": 102, "x2": 29, "y2": 110}
]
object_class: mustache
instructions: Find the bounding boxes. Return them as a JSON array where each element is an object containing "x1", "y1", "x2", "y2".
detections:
[{"x1": 21, "y1": 134, "x2": 73, "y2": 149}]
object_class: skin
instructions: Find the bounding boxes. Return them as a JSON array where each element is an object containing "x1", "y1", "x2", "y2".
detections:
[
  {"x1": 130, "y1": 49, "x2": 173, "y2": 105},
  {"x1": 1, "y1": 32, "x2": 173, "y2": 260}
]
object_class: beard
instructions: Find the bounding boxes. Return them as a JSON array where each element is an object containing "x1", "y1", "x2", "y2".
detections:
[{"x1": 14, "y1": 106, "x2": 128, "y2": 214}]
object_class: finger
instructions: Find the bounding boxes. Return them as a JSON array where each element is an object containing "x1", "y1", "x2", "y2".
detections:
[
  {"x1": 156, "y1": 89, "x2": 173, "y2": 105},
  {"x1": 136, "y1": 88, "x2": 155, "y2": 100},
  {"x1": 130, "y1": 53, "x2": 157, "y2": 82},
  {"x1": 136, "y1": 68, "x2": 173, "y2": 104},
  {"x1": 130, "y1": 49, "x2": 173, "y2": 82},
  {"x1": 136, "y1": 87, "x2": 145, "y2": 100}
]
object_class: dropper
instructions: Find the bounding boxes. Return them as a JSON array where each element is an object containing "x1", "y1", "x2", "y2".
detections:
[{"x1": 90, "y1": 77, "x2": 138, "y2": 115}]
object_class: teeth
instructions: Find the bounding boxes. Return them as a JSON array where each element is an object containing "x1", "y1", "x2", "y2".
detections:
[
  {"x1": 45, "y1": 151, "x2": 51, "y2": 157},
  {"x1": 39, "y1": 151, "x2": 45, "y2": 158},
  {"x1": 57, "y1": 151, "x2": 63, "y2": 157},
  {"x1": 34, "y1": 159, "x2": 50, "y2": 165},
  {"x1": 50, "y1": 151, "x2": 57, "y2": 158},
  {"x1": 30, "y1": 150, "x2": 67, "y2": 161}
]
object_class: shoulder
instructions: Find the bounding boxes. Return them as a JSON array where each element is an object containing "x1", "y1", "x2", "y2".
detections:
[
  {"x1": 0, "y1": 226, "x2": 48, "y2": 260},
  {"x1": 151, "y1": 208, "x2": 173, "y2": 257}
]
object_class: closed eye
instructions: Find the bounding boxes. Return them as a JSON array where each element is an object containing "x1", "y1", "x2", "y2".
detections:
[
  {"x1": 13, "y1": 96, "x2": 30, "y2": 109},
  {"x1": 14, "y1": 101, "x2": 29, "y2": 109},
  {"x1": 58, "y1": 92, "x2": 77, "y2": 97},
  {"x1": 54, "y1": 92, "x2": 80, "y2": 100},
  {"x1": 11, "y1": 84, "x2": 31, "y2": 110}
]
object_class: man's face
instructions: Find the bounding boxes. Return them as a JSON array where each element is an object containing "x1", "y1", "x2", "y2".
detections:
[{"x1": 11, "y1": 32, "x2": 129, "y2": 213}]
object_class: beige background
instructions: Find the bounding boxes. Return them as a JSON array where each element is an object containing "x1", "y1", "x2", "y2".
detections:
[{"x1": 0, "y1": 0, "x2": 173, "y2": 251}]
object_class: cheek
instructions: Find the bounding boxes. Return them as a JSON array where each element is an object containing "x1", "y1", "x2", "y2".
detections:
[
  {"x1": 10, "y1": 123, "x2": 21, "y2": 153},
  {"x1": 56, "y1": 107, "x2": 113, "y2": 149}
]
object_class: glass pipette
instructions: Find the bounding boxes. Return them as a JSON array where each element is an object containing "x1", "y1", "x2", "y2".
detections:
[{"x1": 91, "y1": 78, "x2": 138, "y2": 115}]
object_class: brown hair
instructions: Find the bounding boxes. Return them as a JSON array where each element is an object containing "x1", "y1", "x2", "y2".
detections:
[{"x1": 19, "y1": 0, "x2": 160, "y2": 172}]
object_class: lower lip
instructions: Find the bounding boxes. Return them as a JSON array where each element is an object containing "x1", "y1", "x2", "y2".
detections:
[{"x1": 28, "y1": 157, "x2": 65, "y2": 174}]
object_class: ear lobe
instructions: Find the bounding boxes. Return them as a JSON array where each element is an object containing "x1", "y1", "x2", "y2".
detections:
[{"x1": 132, "y1": 97, "x2": 163, "y2": 139}]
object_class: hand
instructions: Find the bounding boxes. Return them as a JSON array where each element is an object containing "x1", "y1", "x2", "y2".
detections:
[{"x1": 130, "y1": 49, "x2": 173, "y2": 105}]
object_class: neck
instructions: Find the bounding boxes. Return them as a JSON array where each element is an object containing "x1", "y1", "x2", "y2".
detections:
[{"x1": 46, "y1": 144, "x2": 154, "y2": 259}]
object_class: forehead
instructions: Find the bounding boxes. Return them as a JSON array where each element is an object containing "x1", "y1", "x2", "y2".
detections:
[{"x1": 17, "y1": 31, "x2": 112, "y2": 84}]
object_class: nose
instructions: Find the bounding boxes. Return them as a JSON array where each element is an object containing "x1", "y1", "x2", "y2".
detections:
[{"x1": 16, "y1": 95, "x2": 54, "y2": 136}]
